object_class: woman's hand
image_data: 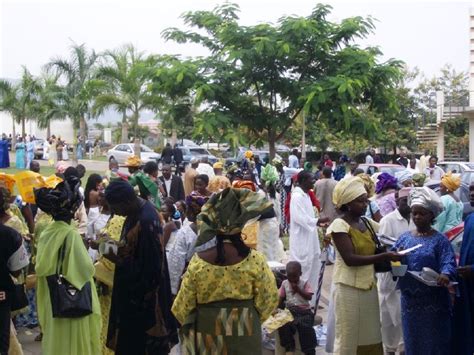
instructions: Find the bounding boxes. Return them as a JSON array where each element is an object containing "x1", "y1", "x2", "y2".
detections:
[
  {"x1": 383, "y1": 251, "x2": 402, "y2": 262},
  {"x1": 317, "y1": 217, "x2": 330, "y2": 227},
  {"x1": 437, "y1": 274, "x2": 450, "y2": 287}
]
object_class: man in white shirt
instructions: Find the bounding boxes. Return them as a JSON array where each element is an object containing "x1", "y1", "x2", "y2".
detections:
[
  {"x1": 424, "y1": 156, "x2": 445, "y2": 181},
  {"x1": 419, "y1": 149, "x2": 431, "y2": 173},
  {"x1": 365, "y1": 150, "x2": 374, "y2": 164},
  {"x1": 289, "y1": 170, "x2": 329, "y2": 305},
  {"x1": 377, "y1": 187, "x2": 413, "y2": 355},
  {"x1": 288, "y1": 149, "x2": 300, "y2": 169}
]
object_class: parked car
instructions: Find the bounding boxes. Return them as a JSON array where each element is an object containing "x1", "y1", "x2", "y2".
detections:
[
  {"x1": 106, "y1": 143, "x2": 161, "y2": 164},
  {"x1": 438, "y1": 161, "x2": 474, "y2": 175},
  {"x1": 33, "y1": 139, "x2": 45, "y2": 159},
  {"x1": 177, "y1": 146, "x2": 218, "y2": 167},
  {"x1": 357, "y1": 164, "x2": 407, "y2": 177}
]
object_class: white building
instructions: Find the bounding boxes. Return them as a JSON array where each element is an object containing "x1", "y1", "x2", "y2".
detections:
[{"x1": 0, "y1": 112, "x2": 74, "y2": 142}]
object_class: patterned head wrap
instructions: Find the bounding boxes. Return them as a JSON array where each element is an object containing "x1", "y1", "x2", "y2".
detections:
[
  {"x1": 395, "y1": 170, "x2": 413, "y2": 186},
  {"x1": 208, "y1": 176, "x2": 231, "y2": 193},
  {"x1": 375, "y1": 173, "x2": 398, "y2": 194},
  {"x1": 358, "y1": 173, "x2": 375, "y2": 198},
  {"x1": 124, "y1": 155, "x2": 142, "y2": 167},
  {"x1": 412, "y1": 173, "x2": 427, "y2": 187},
  {"x1": 244, "y1": 150, "x2": 254, "y2": 159},
  {"x1": 441, "y1": 172, "x2": 461, "y2": 192},
  {"x1": 304, "y1": 162, "x2": 312, "y2": 171},
  {"x1": 261, "y1": 164, "x2": 279, "y2": 187},
  {"x1": 34, "y1": 176, "x2": 83, "y2": 221},
  {"x1": 213, "y1": 161, "x2": 224, "y2": 170},
  {"x1": 196, "y1": 187, "x2": 273, "y2": 246},
  {"x1": 272, "y1": 157, "x2": 283, "y2": 166},
  {"x1": 408, "y1": 186, "x2": 444, "y2": 217},
  {"x1": 332, "y1": 177, "x2": 367, "y2": 209},
  {"x1": 0, "y1": 173, "x2": 16, "y2": 194},
  {"x1": 232, "y1": 180, "x2": 256, "y2": 192}
]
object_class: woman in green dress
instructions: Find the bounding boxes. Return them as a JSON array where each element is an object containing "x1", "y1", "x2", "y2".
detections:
[{"x1": 34, "y1": 174, "x2": 101, "y2": 355}]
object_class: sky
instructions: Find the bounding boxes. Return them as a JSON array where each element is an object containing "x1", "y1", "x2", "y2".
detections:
[{"x1": 1, "y1": 0, "x2": 473, "y2": 82}]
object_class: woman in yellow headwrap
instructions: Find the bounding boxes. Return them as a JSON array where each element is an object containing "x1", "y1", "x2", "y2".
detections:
[
  {"x1": 327, "y1": 177, "x2": 401, "y2": 355},
  {"x1": 434, "y1": 172, "x2": 463, "y2": 233}
]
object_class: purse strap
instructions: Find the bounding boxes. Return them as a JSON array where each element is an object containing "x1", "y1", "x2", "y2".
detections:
[
  {"x1": 55, "y1": 238, "x2": 67, "y2": 276},
  {"x1": 361, "y1": 217, "x2": 383, "y2": 249}
]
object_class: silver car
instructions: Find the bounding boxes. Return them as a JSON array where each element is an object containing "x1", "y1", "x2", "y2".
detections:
[{"x1": 106, "y1": 143, "x2": 160, "y2": 164}]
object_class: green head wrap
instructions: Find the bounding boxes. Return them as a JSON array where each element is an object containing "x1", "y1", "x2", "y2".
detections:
[
  {"x1": 196, "y1": 187, "x2": 273, "y2": 247},
  {"x1": 261, "y1": 164, "x2": 279, "y2": 187}
]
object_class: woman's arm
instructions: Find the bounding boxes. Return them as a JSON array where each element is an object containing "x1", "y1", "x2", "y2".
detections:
[
  {"x1": 332, "y1": 232, "x2": 400, "y2": 266},
  {"x1": 162, "y1": 222, "x2": 177, "y2": 248}
]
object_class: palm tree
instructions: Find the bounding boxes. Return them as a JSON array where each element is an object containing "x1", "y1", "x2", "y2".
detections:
[
  {"x1": 0, "y1": 67, "x2": 40, "y2": 149},
  {"x1": 48, "y1": 43, "x2": 100, "y2": 161},
  {"x1": 93, "y1": 44, "x2": 162, "y2": 154},
  {"x1": 35, "y1": 72, "x2": 68, "y2": 138}
]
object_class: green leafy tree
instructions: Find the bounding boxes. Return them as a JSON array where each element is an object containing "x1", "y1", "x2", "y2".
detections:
[
  {"x1": 48, "y1": 43, "x2": 100, "y2": 161},
  {"x1": 163, "y1": 3, "x2": 403, "y2": 158},
  {"x1": 0, "y1": 67, "x2": 41, "y2": 149}
]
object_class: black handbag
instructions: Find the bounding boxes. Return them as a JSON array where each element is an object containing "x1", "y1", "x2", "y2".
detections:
[
  {"x1": 46, "y1": 238, "x2": 93, "y2": 318},
  {"x1": 361, "y1": 217, "x2": 391, "y2": 273},
  {"x1": 10, "y1": 284, "x2": 28, "y2": 312}
]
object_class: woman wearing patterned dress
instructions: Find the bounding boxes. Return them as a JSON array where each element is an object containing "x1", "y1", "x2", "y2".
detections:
[{"x1": 392, "y1": 187, "x2": 457, "y2": 355}]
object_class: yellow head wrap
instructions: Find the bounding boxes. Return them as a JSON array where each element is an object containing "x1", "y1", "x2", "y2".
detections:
[
  {"x1": 358, "y1": 173, "x2": 375, "y2": 198},
  {"x1": 124, "y1": 155, "x2": 142, "y2": 167},
  {"x1": 332, "y1": 176, "x2": 367, "y2": 209},
  {"x1": 213, "y1": 161, "x2": 224, "y2": 170},
  {"x1": 244, "y1": 150, "x2": 253, "y2": 159},
  {"x1": 441, "y1": 172, "x2": 461, "y2": 192}
]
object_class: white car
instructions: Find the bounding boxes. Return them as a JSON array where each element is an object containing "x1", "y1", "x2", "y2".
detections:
[
  {"x1": 106, "y1": 143, "x2": 160, "y2": 164},
  {"x1": 438, "y1": 161, "x2": 474, "y2": 175}
]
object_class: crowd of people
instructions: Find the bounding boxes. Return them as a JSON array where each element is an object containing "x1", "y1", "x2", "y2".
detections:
[{"x1": 0, "y1": 146, "x2": 473, "y2": 355}]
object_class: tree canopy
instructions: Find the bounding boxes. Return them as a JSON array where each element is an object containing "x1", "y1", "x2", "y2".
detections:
[{"x1": 163, "y1": 3, "x2": 404, "y2": 157}]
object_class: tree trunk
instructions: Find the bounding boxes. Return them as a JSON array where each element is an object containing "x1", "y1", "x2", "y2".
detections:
[
  {"x1": 79, "y1": 117, "x2": 86, "y2": 140},
  {"x1": 46, "y1": 121, "x2": 51, "y2": 139},
  {"x1": 171, "y1": 128, "x2": 177, "y2": 147},
  {"x1": 21, "y1": 117, "x2": 26, "y2": 138},
  {"x1": 121, "y1": 112, "x2": 128, "y2": 143},
  {"x1": 133, "y1": 112, "x2": 141, "y2": 157},
  {"x1": 268, "y1": 129, "x2": 276, "y2": 160},
  {"x1": 12, "y1": 120, "x2": 16, "y2": 152}
]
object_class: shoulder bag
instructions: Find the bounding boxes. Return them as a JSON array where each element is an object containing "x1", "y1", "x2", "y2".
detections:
[
  {"x1": 46, "y1": 238, "x2": 92, "y2": 318},
  {"x1": 361, "y1": 217, "x2": 391, "y2": 273}
]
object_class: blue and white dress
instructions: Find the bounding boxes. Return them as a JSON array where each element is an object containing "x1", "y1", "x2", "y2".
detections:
[{"x1": 392, "y1": 231, "x2": 457, "y2": 355}]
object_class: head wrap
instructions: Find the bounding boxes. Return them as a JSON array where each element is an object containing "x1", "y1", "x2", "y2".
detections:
[
  {"x1": 0, "y1": 173, "x2": 15, "y2": 194},
  {"x1": 208, "y1": 176, "x2": 231, "y2": 193},
  {"x1": 55, "y1": 161, "x2": 70, "y2": 174},
  {"x1": 358, "y1": 173, "x2": 375, "y2": 198},
  {"x1": 185, "y1": 192, "x2": 209, "y2": 209},
  {"x1": 408, "y1": 186, "x2": 444, "y2": 217},
  {"x1": 272, "y1": 157, "x2": 283, "y2": 166},
  {"x1": 244, "y1": 150, "x2": 253, "y2": 159},
  {"x1": 0, "y1": 187, "x2": 11, "y2": 211},
  {"x1": 375, "y1": 173, "x2": 398, "y2": 194},
  {"x1": 124, "y1": 155, "x2": 142, "y2": 167},
  {"x1": 232, "y1": 180, "x2": 256, "y2": 192},
  {"x1": 196, "y1": 187, "x2": 273, "y2": 246},
  {"x1": 412, "y1": 173, "x2": 427, "y2": 187},
  {"x1": 34, "y1": 176, "x2": 82, "y2": 221},
  {"x1": 398, "y1": 187, "x2": 412, "y2": 199},
  {"x1": 332, "y1": 177, "x2": 367, "y2": 209},
  {"x1": 441, "y1": 172, "x2": 461, "y2": 192},
  {"x1": 105, "y1": 180, "x2": 136, "y2": 205},
  {"x1": 303, "y1": 162, "x2": 312, "y2": 171},
  {"x1": 261, "y1": 164, "x2": 279, "y2": 187},
  {"x1": 213, "y1": 161, "x2": 224, "y2": 170},
  {"x1": 395, "y1": 170, "x2": 413, "y2": 186}
]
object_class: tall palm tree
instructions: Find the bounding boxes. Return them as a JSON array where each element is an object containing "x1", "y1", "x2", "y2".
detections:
[
  {"x1": 0, "y1": 67, "x2": 40, "y2": 149},
  {"x1": 93, "y1": 44, "x2": 162, "y2": 154},
  {"x1": 48, "y1": 43, "x2": 100, "y2": 161},
  {"x1": 35, "y1": 72, "x2": 68, "y2": 138}
]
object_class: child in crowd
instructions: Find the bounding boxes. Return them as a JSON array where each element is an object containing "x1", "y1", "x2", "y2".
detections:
[{"x1": 278, "y1": 261, "x2": 317, "y2": 355}]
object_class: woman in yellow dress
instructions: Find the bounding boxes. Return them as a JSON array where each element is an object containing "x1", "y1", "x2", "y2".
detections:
[{"x1": 172, "y1": 188, "x2": 279, "y2": 354}]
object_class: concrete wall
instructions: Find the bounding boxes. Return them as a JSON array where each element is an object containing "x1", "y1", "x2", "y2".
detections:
[{"x1": 0, "y1": 112, "x2": 74, "y2": 142}]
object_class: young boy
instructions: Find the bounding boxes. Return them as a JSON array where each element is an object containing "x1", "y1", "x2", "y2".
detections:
[{"x1": 278, "y1": 261, "x2": 317, "y2": 355}]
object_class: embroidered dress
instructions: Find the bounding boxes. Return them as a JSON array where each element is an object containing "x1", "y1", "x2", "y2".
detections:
[{"x1": 392, "y1": 231, "x2": 457, "y2": 355}]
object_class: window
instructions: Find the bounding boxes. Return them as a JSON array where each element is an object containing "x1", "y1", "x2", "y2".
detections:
[{"x1": 140, "y1": 145, "x2": 153, "y2": 152}]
